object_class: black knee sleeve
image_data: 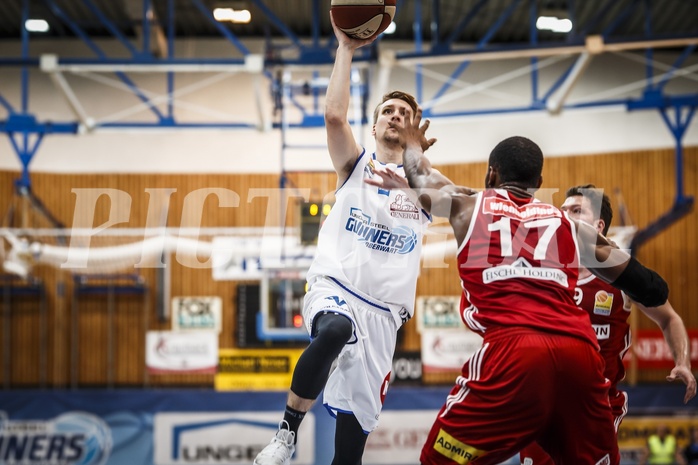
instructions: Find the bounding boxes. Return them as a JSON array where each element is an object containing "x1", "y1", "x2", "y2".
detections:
[
  {"x1": 312, "y1": 312, "x2": 353, "y2": 347},
  {"x1": 291, "y1": 313, "x2": 353, "y2": 399}
]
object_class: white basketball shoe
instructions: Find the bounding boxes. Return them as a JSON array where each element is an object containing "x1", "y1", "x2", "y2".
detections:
[{"x1": 253, "y1": 421, "x2": 296, "y2": 465}]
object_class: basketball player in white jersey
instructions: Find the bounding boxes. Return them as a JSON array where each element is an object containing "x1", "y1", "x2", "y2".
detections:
[{"x1": 254, "y1": 13, "x2": 435, "y2": 465}]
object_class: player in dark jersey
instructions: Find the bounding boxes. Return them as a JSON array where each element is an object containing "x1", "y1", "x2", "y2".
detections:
[
  {"x1": 367, "y1": 109, "x2": 674, "y2": 465},
  {"x1": 519, "y1": 185, "x2": 695, "y2": 465}
]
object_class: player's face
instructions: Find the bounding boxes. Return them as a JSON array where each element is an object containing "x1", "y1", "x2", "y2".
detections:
[
  {"x1": 561, "y1": 195, "x2": 603, "y2": 233},
  {"x1": 372, "y1": 99, "x2": 414, "y2": 142}
]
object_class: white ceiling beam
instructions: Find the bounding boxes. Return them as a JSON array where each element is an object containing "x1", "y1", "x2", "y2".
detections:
[
  {"x1": 40, "y1": 54, "x2": 264, "y2": 74},
  {"x1": 40, "y1": 55, "x2": 94, "y2": 132},
  {"x1": 395, "y1": 36, "x2": 698, "y2": 66}
]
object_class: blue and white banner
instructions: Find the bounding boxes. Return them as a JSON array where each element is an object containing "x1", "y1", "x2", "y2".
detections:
[
  {"x1": 154, "y1": 412, "x2": 314, "y2": 465},
  {"x1": 0, "y1": 386, "x2": 691, "y2": 465},
  {"x1": 0, "y1": 411, "x2": 112, "y2": 465},
  {"x1": 0, "y1": 408, "x2": 149, "y2": 465}
]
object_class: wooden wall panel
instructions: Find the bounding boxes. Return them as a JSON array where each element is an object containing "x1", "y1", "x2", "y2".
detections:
[{"x1": 0, "y1": 146, "x2": 695, "y2": 387}]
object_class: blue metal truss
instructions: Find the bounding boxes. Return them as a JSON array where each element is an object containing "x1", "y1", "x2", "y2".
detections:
[{"x1": 1, "y1": 0, "x2": 696, "y2": 212}]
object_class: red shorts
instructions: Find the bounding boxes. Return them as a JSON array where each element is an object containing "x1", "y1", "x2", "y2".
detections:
[
  {"x1": 420, "y1": 328, "x2": 620, "y2": 465},
  {"x1": 609, "y1": 389, "x2": 628, "y2": 431},
  {"x1": 518, "y1": 389, "x2": 628, "y2": 464},
  {"x1": 519, "y1": 442, "x2": 554, "y2": 465}
]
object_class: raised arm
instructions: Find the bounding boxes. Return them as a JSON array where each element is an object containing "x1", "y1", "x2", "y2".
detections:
[
  {"x1": 398, "y1": 108, "x2": 476, "y2": 245},
  {"x1": 325, "y1": 13, "x2": 377, "y2": 185},
  {"x1": 636, "y1": 300, "x2": 696, "y2": 403}
]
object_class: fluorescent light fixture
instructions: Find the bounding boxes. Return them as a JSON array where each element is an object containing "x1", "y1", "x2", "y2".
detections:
[
  {"x1": 213, "y1": 7, "x2": 251, "y2": 23},
  {"x1": 536, "y1": 16, "x2": 572, "y2": 33},
  {"x1": 384, "y1": 21, "x2": 396, "y2": 34},
  {"x1": 25, "y1": 19, "x2": 49, "y2": 33}
]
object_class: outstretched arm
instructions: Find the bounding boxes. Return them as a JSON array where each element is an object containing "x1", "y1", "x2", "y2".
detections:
[
  {"x1": 325, "y1": 12, "x2": 378, "y2": 185},
  {"x1": 637, "y1": 300, "x2": 696, "y2": 403},
  {"x1": 578, "y1": 220, "x2": 695, "y2": 403},
  {"x1": 397, "y1": 108, "x2": 476, "y2": 244},
  {"x1": 576, "y1": 219, "x2": 669, "y2": 308}
]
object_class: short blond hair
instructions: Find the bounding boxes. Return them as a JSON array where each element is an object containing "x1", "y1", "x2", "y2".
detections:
[{"x1": 372, "y1": 91, "x2": 418, "y2": 124}]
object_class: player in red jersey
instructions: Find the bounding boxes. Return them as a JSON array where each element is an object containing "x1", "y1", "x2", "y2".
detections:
[
  {"x1": 519, "y1": 185, "x2": 695, "y2": 465},
  {"x1": 367, "y1": 109, "x2": 673, "y2": 465}
]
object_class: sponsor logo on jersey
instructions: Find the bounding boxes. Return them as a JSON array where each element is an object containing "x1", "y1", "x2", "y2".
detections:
[
  {"x1": 0, "y1": 411, "x2": 112, "y2": 465},
  {"x1": 390, "y1": 194, "x2": 420, "y2": 219},
  {"x1": 345, "y1": 208, "x2": 417, "y2": 254},
  {"x1": 482, "y1": 257, "x2": 568, "y2": 287},
  {"x1": 594, "y1": 290, "x2": 614, "y2": 316},
  {"x1": 433, "y1": 428, "x2": 485, "y2": 464},
  {"x1": 397, "y1": 306, "x2": 411, "y2": 324},
  {"x1": 483, "y1": 197, "x2": 561, "y2": 220},
  {"x1": 365, "y1": 158, "x2": 376, "y2": 177},
  {"x1": 595, "y1": 454, "x2": 611, "y2": 465},
  {"x1": 592, "y1": 324, "x2": 611, "y2": 340}
]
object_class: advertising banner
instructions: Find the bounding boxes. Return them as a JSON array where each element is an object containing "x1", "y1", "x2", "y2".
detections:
[
  {"x1": 214, "y1": 348, "x2": 304, "y2": 390},
  {"x1": 210, "y1": 237, "x2": 264, "y2": 281},
  {"x1": 364, "y1": 411, "x2": 434, "y2": 464},
  {"x1": 0, "y1": 387, "x2": 692, "y2": 465},
  {"x1": 624, "y1": 329, "x2": 698, "y2": 369},
  {"x1": 390, "y1": 351, "x2": 423, "y2": 385},
  {"x1": 0, "y1": 391, "x2": 323, "y2": 465},
  {"x1": 146, "y1": 330, "x2": 219, "y2": 374},
  {"x1": 617, "y1": 416, "x2": 698, "y2": 463},
  {"x1": 172, "y1": 296, "x2": 222, "y2": 333},
  {"x1": 154, "y1": 412, "x2": 315, "y2": 465},
  {"x1": 0, "y1": 411, "x2": 114, "y2": 465},
  {"x1": 420, "y1": 329, "x2": 482, "y2": 373},
  {"x1": 416, "y1": 296, "x2": 462, "y2": 333}
]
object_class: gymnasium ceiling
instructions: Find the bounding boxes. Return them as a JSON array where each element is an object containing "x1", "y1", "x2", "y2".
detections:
[
  {"x1": 1, "y1": 0, "x2": 697, "y2": 47},
  {"x1": 1, "y1": 0, "x2": 696, "y2": 134}
]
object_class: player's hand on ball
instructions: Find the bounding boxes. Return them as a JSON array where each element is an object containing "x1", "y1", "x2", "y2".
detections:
[{"x1": 330, "y1": 11, "x2": 378, "y2": 49}]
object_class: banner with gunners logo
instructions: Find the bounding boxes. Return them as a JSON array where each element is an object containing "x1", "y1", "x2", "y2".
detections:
[
  {"x1": 0, "y1": 390, "x2": 321, "y2": 465},
  {"x1": 0, "y1": 411, "x2": 113, "y2": 465},
  {"x1": 0, "y1": 387, "x2": 691, "y2": 465}
]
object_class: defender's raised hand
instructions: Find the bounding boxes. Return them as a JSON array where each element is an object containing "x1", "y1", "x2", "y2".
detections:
[{"x1": 396, "y1": 107, "x2": 437, "y2": 152}]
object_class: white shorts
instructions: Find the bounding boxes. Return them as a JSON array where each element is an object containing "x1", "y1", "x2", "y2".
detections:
[{"x1": 303, "y1": 276, "x2": 399, "y2": 433}]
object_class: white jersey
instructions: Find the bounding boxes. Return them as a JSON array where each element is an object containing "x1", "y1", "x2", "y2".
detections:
[{"x1": 307, "y1": 149, "x2": 430, "y2": 326}]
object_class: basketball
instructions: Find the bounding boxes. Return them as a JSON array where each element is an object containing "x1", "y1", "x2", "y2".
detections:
[{"x1": 330, "y1": 0, "x2": 397, "y2": 40}]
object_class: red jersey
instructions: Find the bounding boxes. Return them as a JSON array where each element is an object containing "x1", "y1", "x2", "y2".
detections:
[
  {"x1": 576, "y1": 274, "x2": 631, "y2": 389},
  {"x1": 457, "y1": 189, "x2": 597, "y2": 347}
]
